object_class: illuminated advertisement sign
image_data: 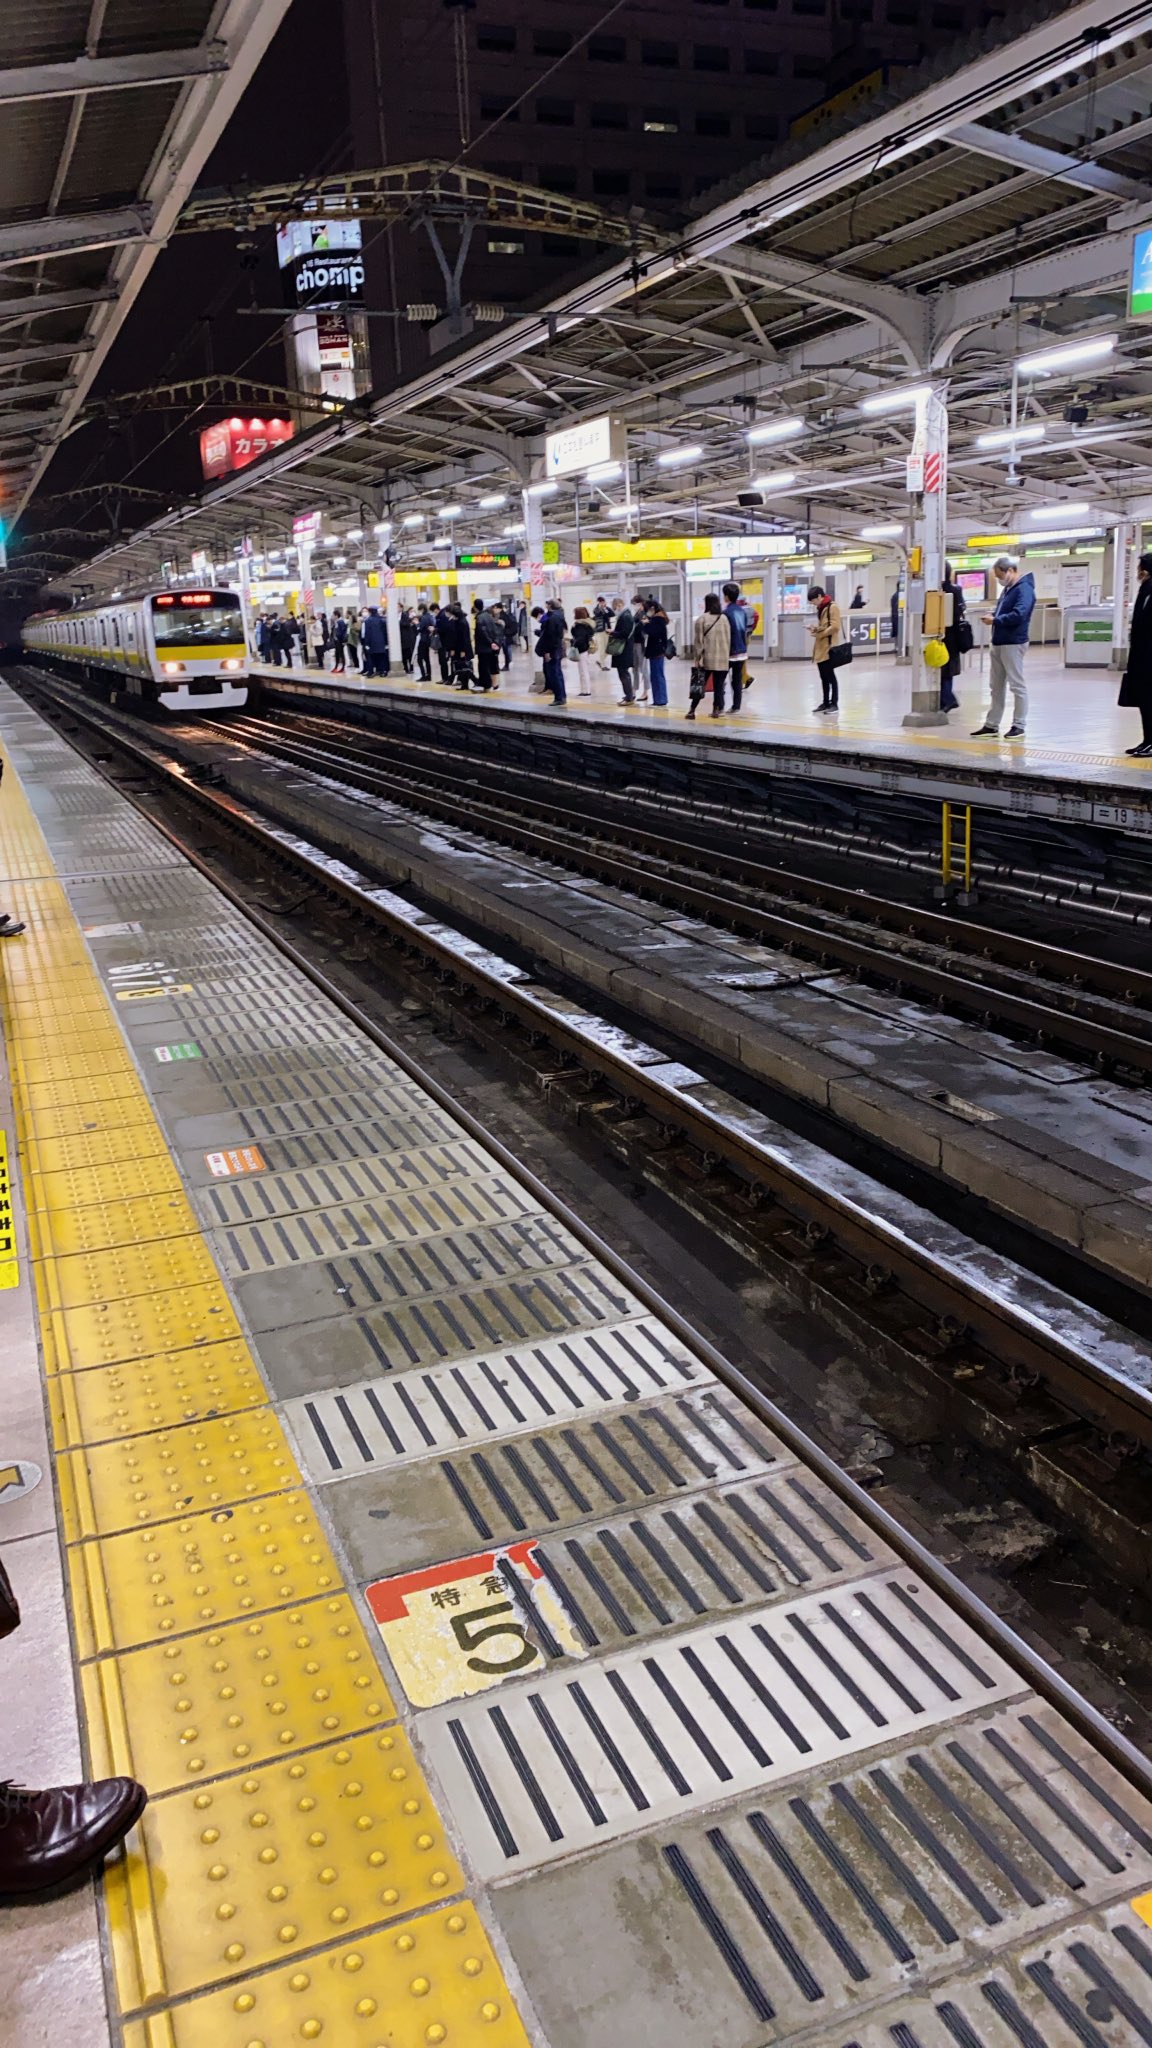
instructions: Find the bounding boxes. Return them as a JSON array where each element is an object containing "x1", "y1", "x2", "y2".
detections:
[
  {"x1": 199, "y1": 416, "x2": 293, "y2": 480},
  {"x1": 277, "y1": 218, "x2": 364, "y2": 307}
]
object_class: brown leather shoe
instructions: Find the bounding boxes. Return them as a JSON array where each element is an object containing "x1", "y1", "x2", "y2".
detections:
[{"x1": 0, "y1": 1777, "x2": 147, "y2": 1901}]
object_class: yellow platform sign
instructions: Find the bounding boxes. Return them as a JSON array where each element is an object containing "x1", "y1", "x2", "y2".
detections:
[{"x1": 581, "y1": 536, "x2": 717, "y2": 564}]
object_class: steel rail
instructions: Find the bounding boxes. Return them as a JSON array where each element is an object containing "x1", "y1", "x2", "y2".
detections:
[
  {"x1": 23, "y1": 665, "x2": 1152, "y2": 1815},
  {"x1": 21, "y1": 670, "x2": 1152, "y2": 1449},
  {"x1": 222, "y1": 709, "x2": 1152, "y2": 1076}
]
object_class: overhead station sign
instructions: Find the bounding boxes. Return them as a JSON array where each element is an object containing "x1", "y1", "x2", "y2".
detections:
[
  {"x1": 456, "y1": 549, "x2": 517, "y2": 571},
  {"x1": 582, "y1": 534, "x2": 797, "y2": 564},
  {"x1": 545, "y1": 413, "x2": 626, "y2": 479}
]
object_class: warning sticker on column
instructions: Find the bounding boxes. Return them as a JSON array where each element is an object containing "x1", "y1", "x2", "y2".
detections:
[
  {"x1": 365, "y1": 1543, "x2": 586, "y2": 1707},
  {"x1": 205, "y1": 1145, "x2": 267, "y2": 1177},
  {"x1": 0, "y1": 1130, "x2": 18, "y2": 1289}
]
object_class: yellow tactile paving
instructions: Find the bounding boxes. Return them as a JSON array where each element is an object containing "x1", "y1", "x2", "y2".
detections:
[
  {"x1": 36, "y1": 1232, "x2": 224, "y2": 1311},
  {"x1": 13, "y1": 1042, "x2": 154, "y2": 1084},
  {"x1": 47, "y1": 1340, "x2": 269, "y2": 1443},
  {"x1": 20, "y1": 1121, "x2": 178, "y2": 1176},
  {"x1": 82, "y1": 1597, "x2": 395, "y2": 1791},
  {"x1": 59, "y1": 1409, "x2": 299, "y2": 1540},
  {"x1": 43, "y1": 1274, "x2": 245, "y2": 1372},
  {"x1": 0, "y1": 736, "x2": 529, "y2": 2043},
  {"x1": 15, "y1": 1095, "x2": 165, "y2": 1141},
  {"x1": 26, "y1": 1186, "x2": 199, "y2": 1258},
  {"x1": 28, "y1": 1155, "x2": 186, "y2": 1215},
  {"x1": 68, "y1": 1491, "x2": 342, "y2": 1659},
  {"x1": 120, "y1": 1904, "x2": 532, "y2": 2048},
  {"x1": 106, "y1": 1727, "x2": 463, "y2": 2009},
  {"x1": 23, "y1": 1073, "x2": 153, "y2": 1118}
]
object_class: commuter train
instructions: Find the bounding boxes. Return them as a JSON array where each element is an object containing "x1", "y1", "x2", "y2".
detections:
[{"x1": 23, "y1": 587, "x2": 250, "y2": 712}]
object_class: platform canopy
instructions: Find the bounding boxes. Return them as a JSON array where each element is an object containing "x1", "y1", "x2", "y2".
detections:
[
  {"x1": 21, "y1": 0, "x2": 1152, "y2": 594},
  {"x1": 0, "y1": 0, "x2": 294, "y2": 557}
]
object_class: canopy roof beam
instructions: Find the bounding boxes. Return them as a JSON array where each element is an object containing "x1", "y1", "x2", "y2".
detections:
[{"x1": 0, "y1": 46, "x2": 229, "y2": 107}]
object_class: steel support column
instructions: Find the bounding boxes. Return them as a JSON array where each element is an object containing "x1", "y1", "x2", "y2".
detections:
[{"x1": 903, "y1": 383, "x2": 950, "y2": 728}]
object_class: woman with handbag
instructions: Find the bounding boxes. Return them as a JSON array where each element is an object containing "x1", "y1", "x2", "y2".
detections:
[
  {"x1": 807, "y1": 583, "x2": 848, "y2": 714},
  {"x1": 940, "y1": 562, "x2": 970, "y2": 712},
  {"x1": 1120, "y1": 552, "x2": 1152, "y2": 757},
  {"x1": 688, "y1": 592, "x2": 731, "y2": 721}
]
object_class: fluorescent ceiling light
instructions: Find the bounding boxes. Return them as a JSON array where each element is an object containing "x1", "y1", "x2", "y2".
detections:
[
  {"x1": 438, "y1": 504, "x2": 462, "y2": 517},
  {"x1": 657, "y1": 444, "x2": 703, "y2": 467},
  {"x1": 345, "y1": 527, "x2": 363, "y2": 540},
  {"x1": 975, "y1": 424, "x2": 1046, "y2": 449},
  {"x1": 586, "y1": 460, "x2": 622, "y2": 481},
  {"x1": 859, "y1": 523, "x2": 903, "y2": 538},
  {"x1": 504, "y1": 522, "x2": 526, "y2": 535},
  {"x1": 858, "y1": 384, "x2": 930, "y2": 415},
  {"x1": 746, "y1": 417, "x2": 804, "y2": 445},
  {"x1": 1030, "y1": 502, "x2": 1090, "y2": 521},
  {"x1": 401, "y1": 512, "x2": 423, "y2": 527},
  {"x1": 321, "y1": 535, "x2": 339, "y2": 547},
  {"x1": 606, "y1": 504, "x2": 633, "y2": 518},
  {"x1": 526, "y1": 480, "x2": 558, "y2": 497},
  {"x1": 1017, "y1": 334, "x2": 1115, "y2": 376},
  {"x1": 373, "y1": 520, "x2": 391, "y2": 534},
  {"x1": 334, "y1": 555, "x2": 347, "y2": 566},
  {"x1": 478, "y1": 492, "x2": 507, "y2": 508},
  {"x1": 752, "y1": 470, "x2": 797, "y2": 491}
]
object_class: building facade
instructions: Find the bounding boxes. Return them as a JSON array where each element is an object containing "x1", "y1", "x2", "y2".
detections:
[{"x1": 340, "y1": 0, "x2": 995, "y2": 384}]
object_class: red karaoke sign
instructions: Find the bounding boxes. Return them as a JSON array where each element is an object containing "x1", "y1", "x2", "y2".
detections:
[{"x1": 199, "y1": 416, "x2": 294, "y2": 481}]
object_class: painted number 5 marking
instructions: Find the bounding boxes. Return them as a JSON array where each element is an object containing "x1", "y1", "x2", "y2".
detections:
[{"x1": 450, "y1": 1601, "x2": 540, "y2": 1675}]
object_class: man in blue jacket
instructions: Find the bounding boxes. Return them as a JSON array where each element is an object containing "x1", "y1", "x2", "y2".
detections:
[
  {"x1": 973, "y1": 556, "x2": 1035, "y2": 738},
  {"x1": 721, "y1": 579, "x2": 751, "y2": 713}
]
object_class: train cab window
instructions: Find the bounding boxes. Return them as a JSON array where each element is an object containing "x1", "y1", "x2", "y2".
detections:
[{"x1": 150, "y1": 591, "x2": 244, "y2": 646}]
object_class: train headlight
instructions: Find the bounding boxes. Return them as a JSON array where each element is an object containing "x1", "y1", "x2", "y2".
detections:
[
  {"x1": 221, "y1": 659, "x2": 244, "y2": 671},
  {"x1": 161, "y1": 661, "x2": 185, "y2": 675}
]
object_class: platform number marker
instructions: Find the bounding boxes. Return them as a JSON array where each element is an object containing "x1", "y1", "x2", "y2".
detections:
[
  {"x1": 154, "y1": 1042, "x2": 202, "y2": 1062},
  {"x1": 366, "y1": 1542, "x2": 586, "y2": 1707}
]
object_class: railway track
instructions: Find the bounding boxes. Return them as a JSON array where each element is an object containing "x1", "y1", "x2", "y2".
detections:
[
  {"x1": 218, "y1": 705, "x2": 1152, "y2": 1080},
  {"x1": 17, "y1": 664, "x2": 1152, "y2": 1596}
]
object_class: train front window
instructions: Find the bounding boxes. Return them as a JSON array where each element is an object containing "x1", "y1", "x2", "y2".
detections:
[{"x1": 151, "y1": 593, "x2": 244, "y2": 647}]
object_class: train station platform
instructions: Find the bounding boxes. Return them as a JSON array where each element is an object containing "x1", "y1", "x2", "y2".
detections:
[
  {"x1": 6, "y1": 680, "x2": 1152, "y2": 2044},
  {"x1": 253, "y1": 646, "x2": 1152, "y2": 839}
]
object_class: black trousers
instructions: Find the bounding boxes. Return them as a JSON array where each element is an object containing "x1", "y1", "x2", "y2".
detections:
[
  {"x1": 817, "y1": 658, "x2": 838, "y2": 707},
  {"x1": 417, "y1": 643, "x2": 432, "y2": 680},
  {"x1": 438, "y1": 645, "x2": 451, "y2": 682},
  {"x1": 477, "y1": 648, "x2": 499, "y2": 691},
  {"x1": 715, "y1": 660, "x2": 745, "y2": 714},
  {"x1": 613, "y1": 652, "x2": 633, "y2": 700},
  {"x1": 1143, "y1": 706, "x2": 1152, "y2": 744}
]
